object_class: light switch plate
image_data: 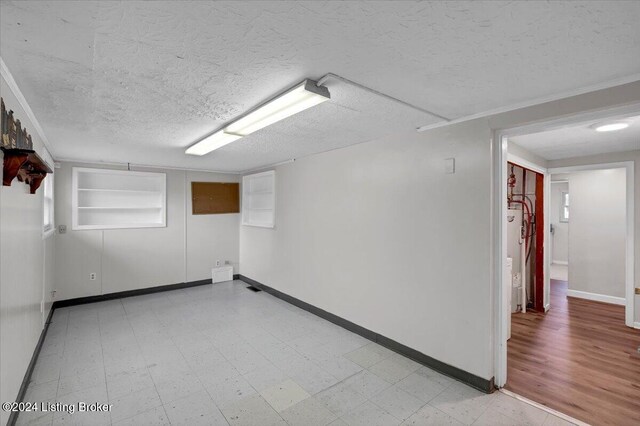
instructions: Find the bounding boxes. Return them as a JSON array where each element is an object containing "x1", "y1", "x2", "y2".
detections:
[{"x1": 445, "y1": 158, "x2": 455, "y2": 174}]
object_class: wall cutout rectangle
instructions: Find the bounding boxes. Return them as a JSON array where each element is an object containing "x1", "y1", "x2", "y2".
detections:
[
  {"x1": 191, "y1": 182, "x2": 240, "y2": 215},
  {"x1": 72, "y1": 167, "x2": 166, "y2": 230},
  {"x1": 242, "y1": 170, "x2": 275, "y2": 228}
]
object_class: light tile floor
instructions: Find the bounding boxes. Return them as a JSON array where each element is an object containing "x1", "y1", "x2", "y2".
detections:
[{"x1": 18, "y1": 280, "x2": 576, "y2": 425}]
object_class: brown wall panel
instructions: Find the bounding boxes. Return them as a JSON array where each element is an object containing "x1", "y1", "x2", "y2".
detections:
[{"x1": 191, "y1": 182, "x2": 240, "y2": 214}]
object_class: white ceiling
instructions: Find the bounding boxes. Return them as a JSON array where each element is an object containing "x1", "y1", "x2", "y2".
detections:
[
  {"x1": 1, "y1": 1, "x2": 640, "y2": 172},
  {"x1": 510, "y1": 114, "x2": 640, "y2": 160}
]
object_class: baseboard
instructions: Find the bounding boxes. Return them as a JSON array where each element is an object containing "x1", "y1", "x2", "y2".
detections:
[
  {"x1": 634, "y1": 322, "x2": 640, "y2": 330},
  {"x1": 551, "y1": 260, "x2": 568, "y2": 266},
  {"x1": 566, "y1": 289, "x2": 625, "y2": 306},
  {"x1": 52, "y1": 278, "x2": 215, "y2": 309},
  {"x1": 8, "y1": 307, "x2": 55, "y2": 426},
  {"x1": 237, "y1": 274, "x2": 495, "y2": 394}
]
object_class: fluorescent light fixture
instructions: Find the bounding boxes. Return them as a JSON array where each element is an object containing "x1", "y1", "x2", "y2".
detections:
[
  {"x1": 185, "y1": 79, "x2": 330, "y2": 155},
  {"x1": 225, "y1": 80, "x2": 330, "y2": 136},
  {"x1": 593, "y1": 122, "x2": 629, "y2": 132},
  {"x1": 185, "y1": 130, "x2": 242, "y2": 156}
]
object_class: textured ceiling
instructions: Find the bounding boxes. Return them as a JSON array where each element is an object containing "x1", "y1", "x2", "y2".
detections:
[
  {"x1": 510, "y1": 114, "x2": 640, "y2": 160},
  {"x1": 1, "y1": 1, "x2": 640, "y2": 172}
]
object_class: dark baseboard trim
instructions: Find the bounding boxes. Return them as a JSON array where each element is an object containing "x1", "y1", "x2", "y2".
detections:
[
  {"x1": 52, "y1": 278, "x2": 214, "y2": 309},
  {"x1": 8, "y1": 306, "x2": 55, "y2": 426},
  {"x1": 237, "y1": 274, "x2": 495, "y2": 394}
]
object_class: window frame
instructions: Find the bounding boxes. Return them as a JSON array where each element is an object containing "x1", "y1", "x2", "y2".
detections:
[
  {"x1": 43, "y1": 173, "x2": 55, "y2": 238},
  {"x1": 560, "y1": 191, "x2": 569, "y2": 223}
]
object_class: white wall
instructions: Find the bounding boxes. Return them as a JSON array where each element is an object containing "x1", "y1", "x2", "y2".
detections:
[
  {"x1": 240, "y1": 81, "x2": 640, "y2": 382},
  {"x1": 568, "y1": 169, "x2": 626, "y2": 298},
  {"x1": 0, "y1": 75, "x2": 54, "y2": 425},
  {"x1": 54, "y1": 162, "x2": 240, "y2": 301},
  {"x1": 241, "y1": 120, "x2": 496, "y2": 380},
  {"x1": 186, "y1": 171, "x2": 240, "y2": 281},
  {"x1": 550, "y1": 181, "x2": 569, "y2": 264},
  {"x1": 549, "y1": 151, "x2": 639, "y2": 321}
]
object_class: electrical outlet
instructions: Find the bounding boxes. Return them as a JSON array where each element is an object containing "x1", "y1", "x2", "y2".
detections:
[
  {"x1": 216, "y1": 260, "x2": 221, "y2": 267},
  {"x1": 58, "y1": 225, "x2": 67, "y2": 234},
  {"x1": 89, "y1": 273, "x2": 97, "y2": 280}
]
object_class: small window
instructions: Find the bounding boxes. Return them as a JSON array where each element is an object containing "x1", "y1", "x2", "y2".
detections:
[
  {"x1": 560, "y1": 191, "x2": 569, "y2": 222},
  {"x1": 242, "y1": 170, "x2": 275, "y2": 228},
  {"x1": 43, "y1": 173, "x2": 54, "y2": 234}
]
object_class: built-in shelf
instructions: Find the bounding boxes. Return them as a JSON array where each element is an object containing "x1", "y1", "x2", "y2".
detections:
[
  {"x1": 72, "y1": 167, "x2": 166, "y2": 230},
  {"x1": 77, "y1": 188, "x2": 161, "y2": 194},
  {"x1": 242, "y1": 170, "x2": 275, "y2": 228},
  {"x1": 77, "y1": 206, "x2": 162, "y2": 210},
  {"x1": 1, "y1": 147, "x2": 52, "y2": 194}
]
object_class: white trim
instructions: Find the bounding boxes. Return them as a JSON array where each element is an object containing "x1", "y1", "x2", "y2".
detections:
[
  {"x1": 548, "y1": 161, "x2": 634, "y2": 173},
  {"x1": 417, "y1": 77, "x2": 640, "y2": 132},
  {"x1": 491, "y1": 130, "x2": 508, "y2": 387},
  {"x1": 552, "y1": 260, "x2": 569, "y2": 266},
  {"x1": 566, "y1": 289, "x2": 625, "y2": 306},
  {"x1": 506, "y1": 153, "x2": 546, "y2": 174},
  {"x1": 55, "y1": 157, "x2": 241, "y2": 175},
  {"x1": 183, "y1": 171, "x2": 188, "y2": 283},
  {"x1": 0, "y1": 57, "x2": 54, "y2": 156},
  {"x1": 549, "y1": 161, "x2": 635, "y2": 327},
  {"x1": 42, "y1": 228, "x2": 55, "y2": 240},
  {"x1": 499, "y1": 389, "x2": 590, "y2": 426},
  {"x1": 634, "y1": 322, "x2": 640, "y2": 330}
]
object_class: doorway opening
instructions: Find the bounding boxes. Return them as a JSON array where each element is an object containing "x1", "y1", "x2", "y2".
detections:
[
  {"x1": 506, "y1": 161, "x2": 545, "y2": 318},
  {"x1": 493, "y1": 107, "x2": 639, "y2": 425}
]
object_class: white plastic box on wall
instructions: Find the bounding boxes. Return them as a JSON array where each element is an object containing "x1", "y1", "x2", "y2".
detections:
[{"x1": 212, "y1": 265, "x2": 234, "y2": 283}]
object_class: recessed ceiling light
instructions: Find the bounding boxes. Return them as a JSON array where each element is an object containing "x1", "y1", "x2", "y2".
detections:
[
  {"x1": 593, "y1": 122, "x2": 629, "y2": 132},
  {"x1": 186, "y1": 79, "x2": 330, "y2": 156}
]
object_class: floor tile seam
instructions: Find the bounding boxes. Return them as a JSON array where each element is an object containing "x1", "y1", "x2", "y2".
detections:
[
  {"x1": 97, "y1": 308, "x2": 115, "y2": 425},
  {"x1": 366, "y1": 393, "x2": 426, "y2": 423},
  {"x1": 118, "y1": 301, "x2": 168, "y2": 423}
]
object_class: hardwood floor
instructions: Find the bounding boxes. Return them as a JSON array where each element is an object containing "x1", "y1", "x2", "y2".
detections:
[{"x1": 505, "y1": 279, "x2": 640, "y2": 426}]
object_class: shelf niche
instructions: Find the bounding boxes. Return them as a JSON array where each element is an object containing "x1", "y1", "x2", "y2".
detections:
[
  {"x1": 1, "y1": 147, "x2": 52, "y2": 194},
  {"x1": 72, "y1": 167, "x2": 167, "y2": 230}
]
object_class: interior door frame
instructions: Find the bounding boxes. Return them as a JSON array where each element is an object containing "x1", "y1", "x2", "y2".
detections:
[
  {"x1": 492, "y1": 102, "x2": 640, "y2": 388},
  {"x1": 506, "y1": 157, "x2": 549, "y2": 312}
]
